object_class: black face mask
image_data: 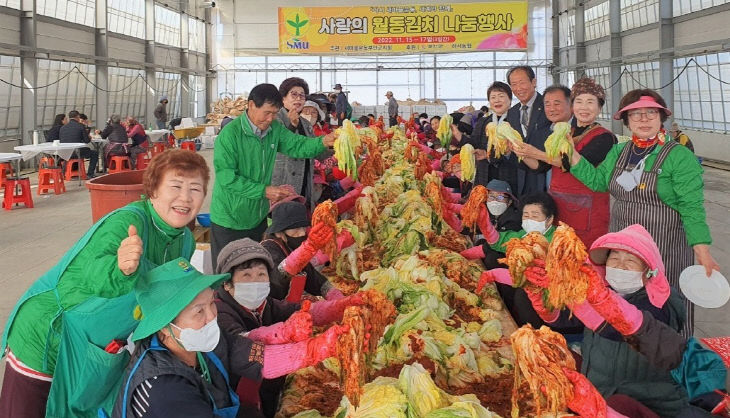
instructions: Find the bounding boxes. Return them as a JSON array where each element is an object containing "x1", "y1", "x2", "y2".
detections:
[{"x1": 285, "y1": 235, "x2": 307, "y2": 250}]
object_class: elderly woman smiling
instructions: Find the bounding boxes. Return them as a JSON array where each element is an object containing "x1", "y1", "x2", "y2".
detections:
[
  {"x1": 0, "y1": 149, "x2": 209, "y2": 418},
  {"x1": 567, "y1": 89, "x2": 719, "y2": 337}
]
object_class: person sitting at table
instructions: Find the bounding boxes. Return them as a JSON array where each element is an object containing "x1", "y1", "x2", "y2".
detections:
[
  {"x1": 126, "y1": 116, "x2": 149, "y2": 170},
  {"x1": 45, "y1": 114, "x2": 66, "y2": 142},
  {"x1": 59, "y1": 110, "x2": 98, "y2": 178},
  {"x1": 99, "y1": 114, "x2": 129, "y2": 166}
]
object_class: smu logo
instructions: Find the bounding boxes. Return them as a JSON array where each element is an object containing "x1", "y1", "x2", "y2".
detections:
[{"x1": 286, "y1": 39, "x2": 310, "y2": 49}]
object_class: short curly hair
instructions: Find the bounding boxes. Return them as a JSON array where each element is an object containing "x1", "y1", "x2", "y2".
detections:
[
  {"x1": 279, "y1": 77, "x2": 310, "y2": 98},
  {"x1": 143, "y1": 149, "x2": 210, "y2": 198}
]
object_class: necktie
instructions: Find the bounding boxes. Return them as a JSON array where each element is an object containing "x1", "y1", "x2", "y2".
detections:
[{"x1": 521, "y1": 105, "x2": 529, "y2": 130}]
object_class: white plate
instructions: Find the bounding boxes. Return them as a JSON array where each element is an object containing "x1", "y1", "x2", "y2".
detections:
[{"x1": 678, "y1": 265, "x2": 730, "y2": 308}]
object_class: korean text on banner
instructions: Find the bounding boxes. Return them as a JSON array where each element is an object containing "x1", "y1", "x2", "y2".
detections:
[{"x1": 278, "y1": 2, "x2": 528, "y2": 55}]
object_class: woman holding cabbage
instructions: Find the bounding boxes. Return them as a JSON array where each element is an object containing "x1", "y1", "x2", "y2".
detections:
[{"x1": 512, "y1": 78, "x2": 616, "y2": 247}]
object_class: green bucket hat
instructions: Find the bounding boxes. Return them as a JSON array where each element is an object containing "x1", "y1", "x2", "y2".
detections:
[{"x1": 132, "y1": 257, "x2": 229, "y2": 341}]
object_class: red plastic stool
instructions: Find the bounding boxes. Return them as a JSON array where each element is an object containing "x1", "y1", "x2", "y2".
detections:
[
  {"x1": 0, "y1": 162, "x2": 14, "y2": 188},
  {"x1": 64, "y1": 159, "x2": 87, "y2": 181},
  {"x1": 108, "y1": 156, "x2": 132, "y2": 174},
  {"x1": 181, "y1": 141, "x2": 196, "y2": 152},
  {"x1": 39, "y1": 156, "x2": 56, "y2": 169},
  {"x1": 2, "y1": 177, "x2": 33, "y2": 210},
  {"x1": 135, "y1": 153, "x2": 151, "y2": 170},
  {"x1": 37, "y1": 167, "x2": 66, "y2": 195},
  {"x1": 151, "y1": 142, "x2": 166, "y2": 157}
]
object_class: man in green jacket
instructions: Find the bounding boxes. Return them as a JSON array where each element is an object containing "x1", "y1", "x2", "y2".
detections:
[{"x1": 210, "y1": 83, "x2": 336, "y2": 269}]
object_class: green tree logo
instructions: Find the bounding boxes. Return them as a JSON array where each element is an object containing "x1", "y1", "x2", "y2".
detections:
[{"x1": 287, "y1": 13, "x2": 309, "y2": 37}]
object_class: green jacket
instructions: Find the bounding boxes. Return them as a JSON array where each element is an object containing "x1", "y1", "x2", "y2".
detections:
[
  {"x1": 211, "y1": 113, "x2": 327, "y2": 230},
  {"x1": 490, "y1": 225, "x2": 556, "y2": 253},
  {"x1": 570, "y1": 140, "x2": 711, "y2": 246},
  {"x1": 6, "y1": 200, "x2": 194, "y2": 373}
]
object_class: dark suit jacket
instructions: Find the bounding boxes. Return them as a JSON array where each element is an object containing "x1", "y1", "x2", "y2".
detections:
[
  {"x1": 463, "y1": 113, "x2": 519, "y2": 192},
  {"x1": 505, "y1": 93, "x2": 551, "y2": 196},
  {"x1": 58, "y1": 119, "x2": 90, "y2": 144}
]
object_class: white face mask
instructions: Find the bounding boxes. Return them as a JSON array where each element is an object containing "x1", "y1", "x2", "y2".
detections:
[
  {"x1": 487, "y1": 201, "x2": 508, "y2": 216},
  {"x1": 233, "y1": 282, "x2": 270, "y2": 310},
  {"x1": 334, "y1": 89, "x2": 342, "y2": 94},
  {"x1": 522, "y1": 219, "x2": 548, "y2": 234},
  {"x1": 302, "y1": 115, "x2": 316, "y2": 126},
  {"x1": 170, "y1": 318, "x2": 220, "y2": 352},
  {"x1": 605, "y1": 267, "x2": 645, "y2": 295}
]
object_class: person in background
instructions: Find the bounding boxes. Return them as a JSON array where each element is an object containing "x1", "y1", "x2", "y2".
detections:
[
  {"x1": 477, "y1": 192, "x2": 559, "y2": 328},
  {"x1": 568, "y1": 89, "x2": 719, "y2": 337},
  {"x1": 505, "y1": 65, "x2": 552, "y2": 196},
  {"x1": 333, "y1": 84, "x2": 349, "y2": 127},
  {"x1": 457, "y1": 112, "x2": 478, "y2": 137},
  {"x1": 221, "y1": 116, "x2": 234, "y2": 129},
  {"x1": 154, "y1": 96, "x2": 169, "y2": 129},
  {"x1": 418, "y1": 112, "x2": 429, "y2": 128},
  {"x1": 386, "y1": 91, "x2": 399, "y2": 127},
  {"x1": 669, "y1": 122, "x2": 695, "y2": 153},
  {"x1": 58, "y1": 110, "x2": 99, "y2": 178},
  {"x1": 478, "y1": 105, "x2": 489, "y2": 120},
  {"x1": 125, "y1": 116, "x2": 148, "y2": 170},
  {"x1": 99, "y1": 114, "x2": 129, "y2": 164},
  {"x1": 460, "y1": 179, "x2": 523, "y2": 269},
  {"x1": 0, "y1": 150, "x2": 208, "y2": 418},
  {"x1": 214, "y1": 238, "x2": 360, "y2": 416},
  {"x1": 424, "y1": 115, "x2": 440, "y2": 144},
  {"x1": 210, "y1": 83, "x2": 336, "y2": 271},
  {"x1": 272, "y1": 78, "x2": 328, "y2": 211},
  {"x1": 514, "y1": 79, "x2": 616, "y2": 247},
  {"x1": 261, "y1": 201, "x2": 345, "y2": 302},
  {"x1": 301, "y1": 100, "x2": 329, "y2": 136},
  {"x1": 455, "y1": 81, "x2": 515, "y2": 189},
  {"x1": 45, "y1": 114, "x2": 67, "y2": 142}
]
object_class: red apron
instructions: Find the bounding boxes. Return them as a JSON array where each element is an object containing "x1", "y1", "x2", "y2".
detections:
[{"x1": 550, "y1": 124, "x2": 611, "y2": 248}]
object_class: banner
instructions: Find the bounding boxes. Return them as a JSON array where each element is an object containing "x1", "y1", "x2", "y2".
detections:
[{"x1": 278, "y1": 2, "x2": 528, "y2": 55}]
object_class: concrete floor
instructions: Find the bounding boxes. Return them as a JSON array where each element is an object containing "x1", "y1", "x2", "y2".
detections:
[{"x1": 0, "y1": 149, "x2": 728, "y2": 381}]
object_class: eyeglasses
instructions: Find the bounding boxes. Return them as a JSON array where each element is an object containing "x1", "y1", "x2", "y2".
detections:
[
  {"x1": 289, "y1": 92, "x2": 306, "y2": 100},
  {"x1": 487, "y1": 194, "x2": 509, "y2": 202},
  {"x1": 627, "y1": 109, "x2": 660, "y2": 122}
]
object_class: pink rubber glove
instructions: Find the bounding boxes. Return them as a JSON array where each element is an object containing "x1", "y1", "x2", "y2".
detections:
[
  {"x1": 584, "y1": 265, "x2": 643, "y2": 335},
  {"x1": 334, "y1": 185, "x2": 364, "y2": 214},
  {"x1": 444, "y1": 202, "x2": 464, "y2": 213},
  {"x1": 460, "y1": 245, "x2": 486, "y2": 260},
  {"x1": 563, "y1": 368, "x2": 627, "y2": 418},
  {"x1": 246, "y1": 301, "x2": 313, "y2": 344},
  {"x1": 476, "y1": 205, "x2": 499, "y2": 244},
  {"x1": 417, "y1": 143, "x2": 439, "y2": 158},
  {"x1": 567, "y1": 300, "x2": 605, "y2": 331},
  {"x1": 310, "y1": 293, "x2": 364, "y2": 326},
  {"x1": 261, "y1": 324, "x2": 349, "y2": 379},
  {"x1": 525, "y1": 287, "x2": 559, "y2": 323},
  {"x1": 339, "y1": 177, "x2": 356, "y2": 190},
  {"x1": 324, "y1": 288, "x2": 345, "y2": 301},
  {"x1": 432, "y1": 170, "x2": 446, "y2": 179},
  {"x1": 279, "y1": 223, "x2": 333, "y2": 276},
  {"x1": 312, "y1": 230, "x2": 355, "y2": 264},
  {"x1": 430, "y1": 158, "x2": 441, "y2": 171},
  {"x1": 476, "y1": 268, "x2": 514, "y2": 293},
  {"x1": 443, "y1": 210, "x2": 462, "y2": 232}
]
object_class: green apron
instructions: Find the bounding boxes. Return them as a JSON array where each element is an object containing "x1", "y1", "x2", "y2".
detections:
[{"x1": 1, "y1": 205, "x2": 192, "y2": 418}]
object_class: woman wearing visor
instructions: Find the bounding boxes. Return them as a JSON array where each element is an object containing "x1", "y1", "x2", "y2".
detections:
[{"x1": 567, "y1": 89, "x2": 719, "y2": 337}]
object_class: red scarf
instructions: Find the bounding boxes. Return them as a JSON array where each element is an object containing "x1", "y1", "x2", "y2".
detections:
[{"x1": 632, "y1": 129, "x2": 666, "y2": 148}]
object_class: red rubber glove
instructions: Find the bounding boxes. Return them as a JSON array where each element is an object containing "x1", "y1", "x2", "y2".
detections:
[
  {"x1": 279, "y1": 223, "x2": 333, "y2": 276},
  {"x1": 523, "y1": 259, "x2": 549, "y2": 289},
  {"x1": 440, "y1": 187, "x2": 461, "y2": 204},
  {"x1": 476, "y1": 268, "x2": 514, "y2": 293},
  {"x1": 584, "y1": 265, "x2": 643, "y2": 336},
  {"x1": 310, "y1": 293, "x2": 364, "y2": 326},
  {"x1": 430, "y1": 158, "x2": 441, "y2": 171},
  {"x1": 563, "y1": 368, "x2": 611, "y2": 418},
  {"x1": 525, "y1": 287, "x2": 559, "y2": 323},
  {"x1": 443, "y1": 210, "x2": 462, "y2": 232},
  {"x1": 306, "y1": 324, "x2": 350, "y2": 363},
  {"x1": 460, "y1": 245, "x2": 486, "y2": 260},
  {"x1": 312, "y1": 230, "x2": 355, "y2": 265},
  {"x1": 246, "y1": 300, "x2": 313, "y2": 344},
  {"x1": 334, "y1": 185, "x2": 364, "y2": 214},
  {"x1": 476, "y1": 271, "x2": 496, "y2": 293},
  {"x1": 444, "y1": 202, "x2": 464, "y2": 213},
  {"x1": 476, "y1": 205, "x2": 499, "y2": 244}
]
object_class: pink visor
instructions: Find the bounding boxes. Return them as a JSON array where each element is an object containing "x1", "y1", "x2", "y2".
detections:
[{"x1": 613, "y1": 95, "x2": 672, "y2": 120}]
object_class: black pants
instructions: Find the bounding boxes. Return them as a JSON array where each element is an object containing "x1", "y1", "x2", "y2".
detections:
[
  {"x1": 77, "y1": 147, "x2": 99, "y2": 176},
  {"x1": 389, "y1": 116, "x2": 398, "y2": 127},
  {"x1": 210, "y1": 219, "x2": 268, "y2": 271},
  {"x1": 496, "y1": 283, "x2": 545, "y2": 328}
]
